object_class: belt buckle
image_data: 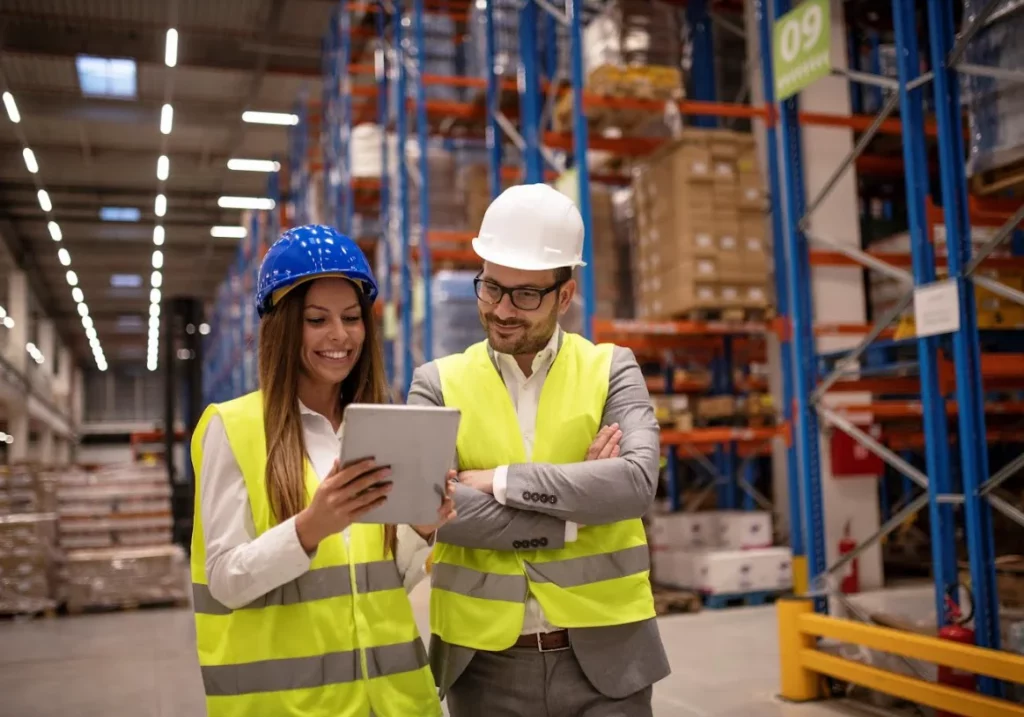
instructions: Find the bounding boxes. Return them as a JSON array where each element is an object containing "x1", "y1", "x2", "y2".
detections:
[{"x1": 536, "y1": 631, "x2": 570, "y2": 653}]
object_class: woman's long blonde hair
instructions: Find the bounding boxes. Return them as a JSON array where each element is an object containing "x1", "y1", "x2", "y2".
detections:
[{"x1": 257, "y1": 279, "x2": 397, "y2": 556}]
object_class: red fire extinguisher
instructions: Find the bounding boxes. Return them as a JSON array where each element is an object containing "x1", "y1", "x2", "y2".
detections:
[
  {"x1": 838, "y1": 521, "x2": 859, "y2": 594},
  {"x1": 936, "y1": 587, "x2": 976, "y2": 717}
]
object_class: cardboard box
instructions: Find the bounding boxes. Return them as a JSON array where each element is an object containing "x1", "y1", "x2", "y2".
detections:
[
  {"x1": 649, "y1": 512, "x2": 719, "y2": 551},
  {"x1": 652, "y1": 550, "x2": 701, "y2": 589},
  {"x1": 697, "y1": 395, "x2": 736, "y2": 420},
  {"x1": 716, "y1": 511, "x2": 774, "y2": 550},
  {"x1": 693, "y1": 546, "x2": 794, "y2": 595},
  {"x1": 738, "y1": 176, "x2": 767, "y2": 210}
]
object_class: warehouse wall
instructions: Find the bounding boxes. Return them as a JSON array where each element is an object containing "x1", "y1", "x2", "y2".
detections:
[{"x1": 745, "y1": 0, "x2": 883, "y2": 593}]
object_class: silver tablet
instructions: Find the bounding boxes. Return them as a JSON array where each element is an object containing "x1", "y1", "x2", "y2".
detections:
[{"x1": 339, "y1": 403, "x2": 461, "y2": 525}]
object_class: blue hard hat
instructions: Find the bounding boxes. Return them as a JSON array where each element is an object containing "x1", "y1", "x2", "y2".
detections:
[{"x1": 255, "y1": 224, "x2": 378, "y2": 317}]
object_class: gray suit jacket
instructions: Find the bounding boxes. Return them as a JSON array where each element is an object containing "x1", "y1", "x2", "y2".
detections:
[{"x1": 407, "y1": 336, "x2": 671, "y2": 700}]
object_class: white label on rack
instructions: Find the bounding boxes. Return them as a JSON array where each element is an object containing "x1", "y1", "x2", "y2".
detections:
[{"x1": 913, "y1": 279, "x2": 961, "y2": 338}]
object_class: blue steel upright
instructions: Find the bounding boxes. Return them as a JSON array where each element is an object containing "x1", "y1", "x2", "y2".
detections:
[
  {"x1": 483, "y1": 0, "x2": 502, "y2": 199},
  {"x1": 765, "y1": 0, "x2": 826, "y2": 606},
  {"x1": 339, "y1": 3, "x2": 355, "y2": 236},
  {"x1": 518, "y1": 0, "x2": 544, "y2": 183},
  {"x1": 376, "y1": 1, "x2": 394, "y2": 386},
  {"x1": 686, "y1": 0, "x2": 717, "y2": 129},
  {"x1": 567, "y1": 0, "x2": 595, "y2": 340},
  {"x1": 892, "y1": 0, "x2": 958, "y2": 628},
  {"x1": 754, "y1": 0, "x2": 803, "y2": 588},
  {"x1": 321, "y1": 19, "x2": 337, "y2": 229},
  {"x1": 396, "y1": 1, "x2": 414, "y2": 395},
  {"x1": 926, "y1": 0, "x2": 1000, "y2": 685},
  {"x1": 413, "y1": 0, "x2": 433, "y2": 364}
]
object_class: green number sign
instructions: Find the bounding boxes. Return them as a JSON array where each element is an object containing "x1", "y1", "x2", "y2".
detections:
[{"x1": 773, "y1": 0, "x2": 831, "y2": 100}]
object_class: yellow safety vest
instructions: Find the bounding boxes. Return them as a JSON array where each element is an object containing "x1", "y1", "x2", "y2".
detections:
[
  {"x1": 430, "y1": 333, "x2": 656, "y2": 651},
  {"x1": 190, "y1": 391, "x2": 440, "y2": 717}
]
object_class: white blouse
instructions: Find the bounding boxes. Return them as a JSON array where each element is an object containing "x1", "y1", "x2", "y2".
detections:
[{"x1": 198, "y1": 401, "x2": 432, "y2": 610}]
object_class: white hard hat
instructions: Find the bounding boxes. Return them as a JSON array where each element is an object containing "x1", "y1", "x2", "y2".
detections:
[{"x1": 471, "y1": 183, "x2": 587, "y2": 271}]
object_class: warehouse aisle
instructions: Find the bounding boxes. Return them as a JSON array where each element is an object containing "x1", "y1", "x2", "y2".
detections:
[{"x1": 0, "y1": 580, "x2": 893, "y2": 717}]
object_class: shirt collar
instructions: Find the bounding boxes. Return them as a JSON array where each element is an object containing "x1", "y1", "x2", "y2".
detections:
[{"x1": 298, "y1": 399, "x2": 343, "y2": 437}]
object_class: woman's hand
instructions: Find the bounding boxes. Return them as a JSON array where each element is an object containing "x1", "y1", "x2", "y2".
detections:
[
  {"x1": 411, "y1": 471, "x2": 458, "y2": 541},
  {"x1": 295, "y1": 458, "x2": 393, "y2": 553}
]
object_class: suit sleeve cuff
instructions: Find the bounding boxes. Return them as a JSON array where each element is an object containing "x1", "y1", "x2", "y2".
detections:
[
  {"x1": 565, "y1": 521, "x2": 578, "y2": 542},
  {"x1": 492, "y1": 465, "x2": 509, "y2": 505}
]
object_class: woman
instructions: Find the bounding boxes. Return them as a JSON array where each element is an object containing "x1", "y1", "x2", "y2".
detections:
[{"x1": 190, "y1": 224, "x2": 452, "y2": 717}]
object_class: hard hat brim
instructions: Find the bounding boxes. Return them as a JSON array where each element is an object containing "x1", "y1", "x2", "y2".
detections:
[{"x1": 471, "y1": 237, "x2": 587, "y2": 272}]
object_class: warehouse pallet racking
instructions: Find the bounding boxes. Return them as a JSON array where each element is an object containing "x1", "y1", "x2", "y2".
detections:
[{"x1": 758, "y1": 0, "x2": 1024, "y2": 701}]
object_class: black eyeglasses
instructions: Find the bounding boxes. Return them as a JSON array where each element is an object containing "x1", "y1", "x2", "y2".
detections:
[{"x1": 473, "y1": 274, "x2": 565, "y2": 311}]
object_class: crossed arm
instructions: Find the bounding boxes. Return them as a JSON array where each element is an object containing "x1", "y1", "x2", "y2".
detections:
[{"x1": 406, "y1": 346, "x2": 661, "y2": 551}]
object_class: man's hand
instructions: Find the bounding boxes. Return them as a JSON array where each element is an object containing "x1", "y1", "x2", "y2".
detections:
[
  {"x1": 586, "y1": 423, "x2": 622, "y2": 461},
  {"x1": 458, "y1": 469, "x2": 495, "y2": 494}
]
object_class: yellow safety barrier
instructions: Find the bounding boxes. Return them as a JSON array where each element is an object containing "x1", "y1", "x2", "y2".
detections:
[{"x1": 778, "y1": 598, "x2": 1024, "y2": 717}]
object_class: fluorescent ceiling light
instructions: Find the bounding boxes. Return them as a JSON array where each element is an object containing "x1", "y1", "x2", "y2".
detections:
[
  {"x1": 22, "y1": 148, "x2": 38, "y2": 173},
  {"x1": 38, "y1": 189, "x2": 52, "y2": 212},
  {"x1": 154, "y1": 194, "x2": 167, "y2": 217},
  {"x1": 150, "y1": 288, "x2": 161, "y2": 304},
  {"x1": 153, "y1": 226, "x2": 165, "y2": 245},
  {"x1": 110, "y1": 273, "x2": 142, "y2": 288},
  {"x1": 66, "y1": 270, "x2": 78, "y2": 286},
  {"x1": 157, "y1": 155, "x2": 169, "y2": 181},
  {"x1": 75, "y1": 55, "x2": 137, "y2": 99},
  {"x1": 77, "y1": 303, "x2": 89, "y2": 317},
  {"x1": 72, "y1": 287, "x2": 84, "y2": 303},
  {"x1": 2, "y1": 92, "x2": 19, "y2": 123},
  {"x1": 211, "y1": 226, "x2": 247, "y2": 239},
  {"x1": 150, "y1": 303, "x2": 160, "y2": 318},
  {"x1": 57, "y1": 248, "x2": 71, "y2": 266},
  {"x1": 99, "y1": 206, "x2": 141, "y2": 222},
  {"x1": 241, "y1": 111, "x2": 299, "y2": 126},
  {"x1": 227, "y1": 158, "x2": 281, "y2": 173},
  {"x1": 165, "y1": 29, "x2": 178, "y2": 67},
  {"x1": 218, "y1": 196, "x2": 275, "y2": 210},
  {"x1": 151, "y1": 271, "x2": 162, "y2": 288},
  {"x1": 89, "y1": 337, "x2": 100, "y2": 350},
  {"x1": 26, "y1": 342, "x2": 38, "y2": 354},
  {"x1": 86, "y1": 326, "x2": 97, "y2": 340},
  {"x1": 2, "y1": 317, "x2": 13, "y2": 329},
  {"x1": 47, "y1": 221, "x2": 62, "y2": 241},
  {"x1": 149, "y1": 315, "x2": 159, "y2": 330},
  {"x1": 160, "y1": 103, "x2": 173, "y2": 134},
  {"x1": 152, "y1": 250, "x2": 164, "y2": 269},
  {"x1": 199, "y1": 322, "x2": 211, "y2": 335}
]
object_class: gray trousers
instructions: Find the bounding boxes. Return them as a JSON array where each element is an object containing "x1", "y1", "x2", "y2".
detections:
[{"x1": 445, "y1": 646, "x2": 653, "y2": 717}]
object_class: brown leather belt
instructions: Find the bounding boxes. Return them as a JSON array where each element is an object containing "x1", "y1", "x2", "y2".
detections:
[{"x1": 513, "y1": 629, "x2": 571, "y2": 652}]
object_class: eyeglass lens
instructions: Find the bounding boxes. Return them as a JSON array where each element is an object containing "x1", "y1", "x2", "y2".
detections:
[{"x1": 475, "y1": 279, "x2": 546, "y2": 311}]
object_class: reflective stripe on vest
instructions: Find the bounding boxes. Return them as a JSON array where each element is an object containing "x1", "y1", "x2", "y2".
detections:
[
  {"x1": 192, "y1": 560, "x2": 403, "y2": 615},
  {"x1": 431, "y1": 335, "x2": 656, "y2": 652},
  {"x1": 201, "y1": 639, "x2": 429, "y2": 696},
  {"x1": 190, "y1": 391, "x2": 441, "y2": 717}
]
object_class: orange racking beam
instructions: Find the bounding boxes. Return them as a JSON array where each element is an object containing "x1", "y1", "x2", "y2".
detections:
[
  {"x1": 809, "y1": 250, "x2": 1024, "y2": 272},
  {"x1": 660, "y1": 426, "x2": 783, "y2": 447}
]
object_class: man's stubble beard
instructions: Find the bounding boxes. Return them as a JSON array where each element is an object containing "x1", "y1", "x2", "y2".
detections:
[{"x1": 480, "y1": 304, "x2": 558, "y2": 356}]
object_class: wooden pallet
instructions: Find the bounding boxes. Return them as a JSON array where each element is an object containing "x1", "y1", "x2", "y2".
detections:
[
  {"x1": 65, "y1": 597, "x2": 190, "y2": 616},
  {"x1": 701, "y1": 589, "x2": 786, "y2": 610},
  {"x1": 588, "y1": 65, "x2": 684, "y2": 101},
  {"x1": 670, "y1": 307, "x2": 769, "y2": 324},
  {"x1": 971, "y1": 156, "x2": 1024, "y2": 197},
  {"x1": 0, "y1": 606, "x2": 58, "y2": 621},
  {"x1": 653, "y1": 585, "x2": 703, "y2": 615}
]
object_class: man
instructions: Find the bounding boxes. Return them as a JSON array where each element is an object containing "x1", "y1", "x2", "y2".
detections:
[{"x1": 408, "y1": 183, "x2": 670, "y2": 716}]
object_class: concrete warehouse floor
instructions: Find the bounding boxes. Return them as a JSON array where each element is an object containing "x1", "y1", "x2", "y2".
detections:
[{"x1": 0, "y1": 582, "x2": 934, "y2": 717}]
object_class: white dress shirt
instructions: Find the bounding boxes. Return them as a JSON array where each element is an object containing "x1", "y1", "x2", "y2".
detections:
[
  {"x1": 199, "y1": 400, "x2": 432, "y2": 610},
  {"x1": 490, "y1": 326, "x2": 578, "y2": 635}
]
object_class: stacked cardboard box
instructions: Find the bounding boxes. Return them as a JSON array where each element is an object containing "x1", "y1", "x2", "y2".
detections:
[
  {"x1": 56, "y1": 465, "x2": 174, "y2": 551},
  {"x1": 0, "y1": 513, "x2": 59, "y2": 614},
  {"x1": 632, "y1": 129, "x2": 771, "y2": 320},
  {"x1": 648, "y1": 510, "x2": 793, "y2": 596},
  {"x1": 0, "y1": 465, "x2": 58, "y2": 515},
  {"x1": 61, "y1": 545, "x2": 189, "y2": 612}
]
